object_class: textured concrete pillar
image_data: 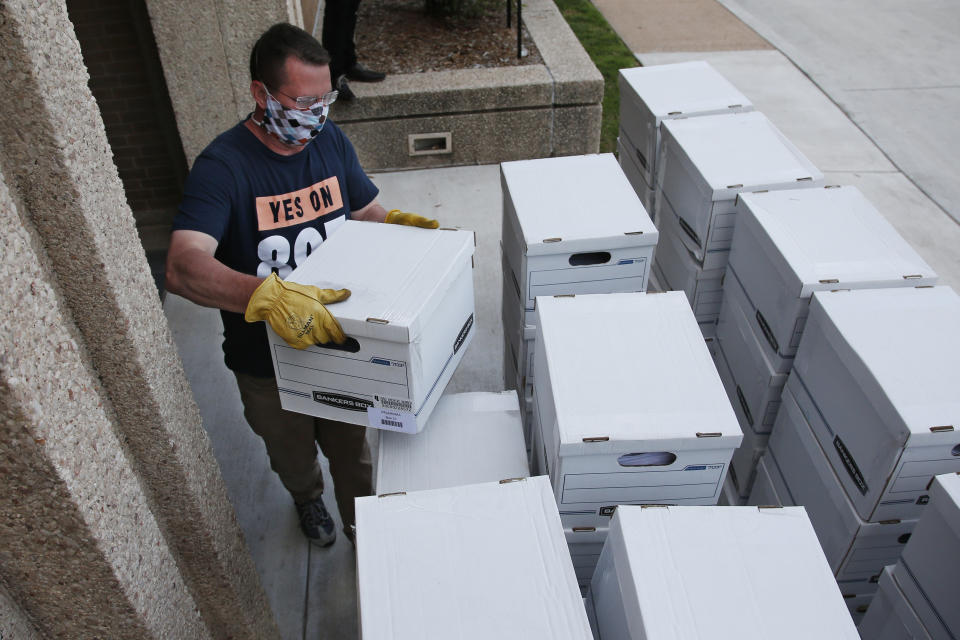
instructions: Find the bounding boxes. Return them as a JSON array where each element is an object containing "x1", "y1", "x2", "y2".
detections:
[
  {"x1": 0, "y1": 2, "x2": 279, "y2": 639},
  {"x1": 0, "y1": 581, "x2": 41, "y2": 640},
  {"x1": 0, "y1": 169, "x2": 208, "y2": 638},
  {"x1": 146, "y1": 0, "x2": 302, "y2": 164}
]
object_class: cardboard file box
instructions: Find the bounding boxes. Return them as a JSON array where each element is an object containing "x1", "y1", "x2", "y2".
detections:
[
  {"x1": 858, "y1": 566, "x2": 934, "y2": 640},
  {"x1": 590, "y1": 505, "x2": 860, "y2": 640},
  {"x1": 718, "y1": 472, "x2": 744, "y2": 506},
  {"x1": 617, "y1": 132, "x2": 656, "y2": 220},
  {"x1": 500, "y1": 154, "x2": 657, "y2": 312},
  {"x1": 843, "y1": 593, "x2": 874, "y2": 627},
  {"x1": 898, "y1": 472, "x2": 960, "y2": 637},
  {"x1": 718, "y1": 266, "x2": 790, "y2": 427},
  {"x1": 713, "y1": 339, "x2": 768, "y2": 496},
  {"x1": 501, "y1": 253, "x2": 537, "y2": 381},
  {"x1": 266, "y1": 221, "x2": 475, "y2": 432},
  {"x1": 747, "y1": 452, "x2": 789, "y2": 508},
  {"x1": 658, "y1": 111, "x2": 823, "y2": 262},
  {"x1": 565, "y1": 526, "x2": 608, "y2": 586},
  {"x1": 890, "y1": 561, "x2": 953, "y2": 640},
  {"x1": 771, "y1": 384, "x2": 917, "y2": 594},
  {"x1": 653, "y1": 209, "x2": 725, "y2": 322},
  {"x1": 356, "y1": 476, "x2": 592, "y2": 640},
  {"x1": 730, "y1": 186, "x2": 937, "y2": 360},
  {"x1": 722, "y1": 264, "x2": 794, "y2": 375},
  {"x1": 792, "y1": 287, "x2": 960, "y2": 522},
  {"x1": 618, "y1": 61, "x2": 753, "y2": 188},
  {"x1": 375, "y1": 391, "x2": 529, "y2": 495},
  {"x1": 534, "y1": 292, "x2": 741, "y2": 529},
  {"x1": 658, "y1": 188, "x2": 736, "y2": 272}
]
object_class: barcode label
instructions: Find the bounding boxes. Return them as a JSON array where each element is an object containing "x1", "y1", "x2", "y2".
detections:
[{"x1": 367, "y1": 407, "x2": 417, "y2": 434}]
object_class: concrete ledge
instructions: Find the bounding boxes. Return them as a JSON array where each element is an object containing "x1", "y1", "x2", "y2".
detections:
[{"x1": 332, "y1": 0, "x2": 603, "y2": 171}]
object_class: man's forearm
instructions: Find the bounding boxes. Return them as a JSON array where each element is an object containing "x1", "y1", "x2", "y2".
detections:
[
  {"x1": 352, "y1": 200, "x2": 388, "y2": 223},
  {"x1": 165, "y1": 246, "x2": 262, "y2": 314}
]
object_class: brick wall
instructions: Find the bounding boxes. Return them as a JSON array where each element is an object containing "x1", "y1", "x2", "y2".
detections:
[{"x1": 67, "y1": 0, "x2": 187, "y2": 251}]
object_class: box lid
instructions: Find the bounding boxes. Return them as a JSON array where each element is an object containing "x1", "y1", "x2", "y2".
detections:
[
  {"x1": 931, "y1": 472, "x2": 960, "y2": 536},
  {"x1": 537, "y1": 292, "x2": 741, "y2": 453},
  {"x1": 285, "y1": 220, "x2": 474, "y2": 342},
  {"x1": 355, "y1": 476, "x2": 592, "y2": 640},
  {"x1": 737, "y1": 186, "x2": 937, "y2": 296},
  {"x1": 618, "y1": 61, "x2": 752, "y2": 119},
  {"x1": 376, "y1": 391, "x2": 529, "y2": 494},
  {"x1": 609, "y1": 505, "x2": 860, "y2": 639},
  {"x1": 660, "y1": 112, "x2": 823, "y2": 201},
  {"x1": 500, "y1": 154, "x2": 657, "y2": 255},
  {"x1": 809, "y1": 286, "x2": 960, "y2": 438}
]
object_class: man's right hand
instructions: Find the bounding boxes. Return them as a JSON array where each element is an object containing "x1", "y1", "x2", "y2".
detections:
[{"x1": 244, "y1": 273, "x2": 351, "y2": 349}]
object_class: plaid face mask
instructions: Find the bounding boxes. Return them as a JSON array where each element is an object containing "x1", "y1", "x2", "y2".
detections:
[{"x1": 260, "y1": 91, "x2": 329, "y2": 146}]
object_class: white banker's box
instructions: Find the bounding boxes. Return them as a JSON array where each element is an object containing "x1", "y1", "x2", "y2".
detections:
[
  {"x1": 533, "y1": 292, "x2": 741, "y2": 528},
  {"x1": 769, "y1": 384, "x2": 916, "y2": 594},
  {"x1": 730, "y1": 186, "x2": 937, "y2": 361},
  {"x1": 618, "y1": 61, "x2": 753, "y2": 188},
  {"x1": 857, "y1": 566, "x2": 932, "y2": 640},
  {"x1": 898, "y1": 472, "x2": 960, "y2": 637},
  {"x1": 265, "y1": 220, "x2": 475, "y2": 433},
  {"x1": 792, "y1": 286, "x2": 960, "y2": 521},
  {"x1": 500, "y1": 154, "x2": 658, "y2": 313},
  {"x1": 355, "y1": 476, "x2": 593, "y2": 640},
  {"x1": 590, "y1": 505, "x2": 860, "y2": 640},
  {"x1": 657, "y1": 111, "x2": 823, "y2": 268},
  {"x1": 375, "y1": 391, "x2": 529, "y2": 495}
]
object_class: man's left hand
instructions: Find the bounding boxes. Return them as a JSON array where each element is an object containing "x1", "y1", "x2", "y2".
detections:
[{"x1": 384, "y1": 209, "x2": 439, "y2": 229}]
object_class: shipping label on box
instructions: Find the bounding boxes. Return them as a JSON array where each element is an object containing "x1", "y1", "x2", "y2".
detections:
[{"x1": 266, "y1": 221, "x2": 475, "y2": 433}]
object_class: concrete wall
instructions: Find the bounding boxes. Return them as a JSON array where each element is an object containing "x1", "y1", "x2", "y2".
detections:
[
  {"x1": 145, "y1": 0, "x2": 302, "y2": 165},
  {"x1": 0, "y1": 0, "x2": 279, "y2": 637}
]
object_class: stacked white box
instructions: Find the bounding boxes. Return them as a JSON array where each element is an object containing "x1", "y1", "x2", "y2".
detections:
[
  {"x1": 896, "y1": 472, "x2": 960, "y2": 638},
  {"x1": 533, "y1": 292, "x2": 741, "y2": 529},
  {"x1": 770, "y1": 381, "x2": 918, "y2": 594},
  {"x1": 617, "y1": 136, "x2": 655, "y2": 219},
  {"x1": 656, "y1": 111, "x2": 823, "y2": 278},
  {"x1": 375, "y1": 391, "x2": 529, "y2": 495},
  {"x1": 591, "y1": 505, "x2": 860, "y2": 640},
  {"x1": 712, "y1": 332, "x2": 768, "y2": 496},
  {"x1": 858, "y1": 566, "x2": 934, "y2": 640},
  {"x1": 792, "y1": 286, "x2": 960, "y2": 522},
  {"x1": 355, "y1": 476, "x2": 593, "y2": 640},
  {"x1": 266, "y1": 220, "x2": 475, "y2": 432},
  {"x1": 500, "y1": 154, "x2": 657, "y2": 440},
  {"x1": 730, "y1": 186, "x2": 937, "y2": 363},
  {"x1": 617, "y1": 61, "x2": 754, "y2": 219}
]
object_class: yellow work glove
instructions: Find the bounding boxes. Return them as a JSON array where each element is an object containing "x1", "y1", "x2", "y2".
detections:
[
  {"x1": 244, "y1": 273, "x2": 351, "y2": 349},
  {"x1": 384, "y1": 209, "x2": 439, "y2": 229}
]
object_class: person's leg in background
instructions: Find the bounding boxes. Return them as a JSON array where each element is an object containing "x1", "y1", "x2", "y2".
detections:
[
  {"x1": 234, "y1": 372, "x2": 339, "y2": 546},
  {"x1": 322, "y1": 0, "x2": 386, "y2": 100}
]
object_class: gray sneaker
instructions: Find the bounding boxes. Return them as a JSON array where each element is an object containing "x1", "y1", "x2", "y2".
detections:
[{"x1": 295, "y1": 497, "x2": 336, "y2": 547}]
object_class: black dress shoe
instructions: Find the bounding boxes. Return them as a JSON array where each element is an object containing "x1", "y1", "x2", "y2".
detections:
[
  {"x1": 337, "y1": 76, "x2": 356, "y2": 101},
  {"x1": 345, "y1": 62, "x2": 386, "y2": 83}
]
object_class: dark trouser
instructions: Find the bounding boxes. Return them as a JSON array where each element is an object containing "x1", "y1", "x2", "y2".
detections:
[
  {"x1": 322, "y1": 0, "x2": 361, "y2": 82},
  {"x1": 233, "y1": 372, "x2": 372, "y2": 530}
]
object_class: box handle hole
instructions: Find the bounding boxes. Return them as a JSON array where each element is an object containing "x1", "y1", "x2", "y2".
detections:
[
  {"x1": 618, "y1": 452, "x2": 677, "y2": 467},
  {"x1": 568, "y1": 251, "x2": 611, "y2": 266}
]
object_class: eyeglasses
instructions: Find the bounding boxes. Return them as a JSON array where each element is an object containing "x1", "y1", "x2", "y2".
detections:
[{"x1": 266, "y1": 85, "x2": 338, "y2": 110}]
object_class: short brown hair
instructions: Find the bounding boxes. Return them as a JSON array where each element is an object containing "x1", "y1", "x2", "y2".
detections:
[{"x1": 250, "y1": 23, "x2": 330, "y2": 88}]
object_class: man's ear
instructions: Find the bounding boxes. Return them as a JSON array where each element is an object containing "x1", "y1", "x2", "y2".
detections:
[{"x1": 250, "y1": 80, "x2": 268, "y2": 110}]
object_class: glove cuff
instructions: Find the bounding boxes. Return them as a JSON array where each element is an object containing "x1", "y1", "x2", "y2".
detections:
[{"x1": 244, "y1": 273, "x2": 282, "y2": 322}]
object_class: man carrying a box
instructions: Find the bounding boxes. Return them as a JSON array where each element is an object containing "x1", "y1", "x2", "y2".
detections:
[{"x1": 165, "y1": 23, "x2": 436, "y2": 547}]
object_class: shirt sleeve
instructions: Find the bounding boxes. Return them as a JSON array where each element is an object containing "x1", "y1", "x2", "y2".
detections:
[{"x1": 171, "y1": 153, "x2": 236, "y2": 243}]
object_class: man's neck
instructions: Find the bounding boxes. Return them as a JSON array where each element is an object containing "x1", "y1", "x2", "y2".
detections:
[{"x1": 245, "y1": 107, "x2": 306, "y2": 157}]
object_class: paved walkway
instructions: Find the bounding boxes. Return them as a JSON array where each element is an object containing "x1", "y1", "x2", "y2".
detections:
[{"x1": 163, "y1": 2, "x2": 960, "y2": 638}]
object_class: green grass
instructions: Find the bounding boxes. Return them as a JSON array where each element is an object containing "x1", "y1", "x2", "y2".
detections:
[{"x1": 553, "y1": 0, "x2": 639, "y2": 153}]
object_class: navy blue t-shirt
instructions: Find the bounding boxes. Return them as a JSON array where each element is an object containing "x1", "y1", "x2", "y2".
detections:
[{"x1": 173, "y1": 118, "x2": 378, "y2": 376}]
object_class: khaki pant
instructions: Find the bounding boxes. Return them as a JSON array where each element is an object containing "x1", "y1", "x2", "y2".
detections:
[{"x1": 234, "y1": 372, "x2": 372, "y2": 530}]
